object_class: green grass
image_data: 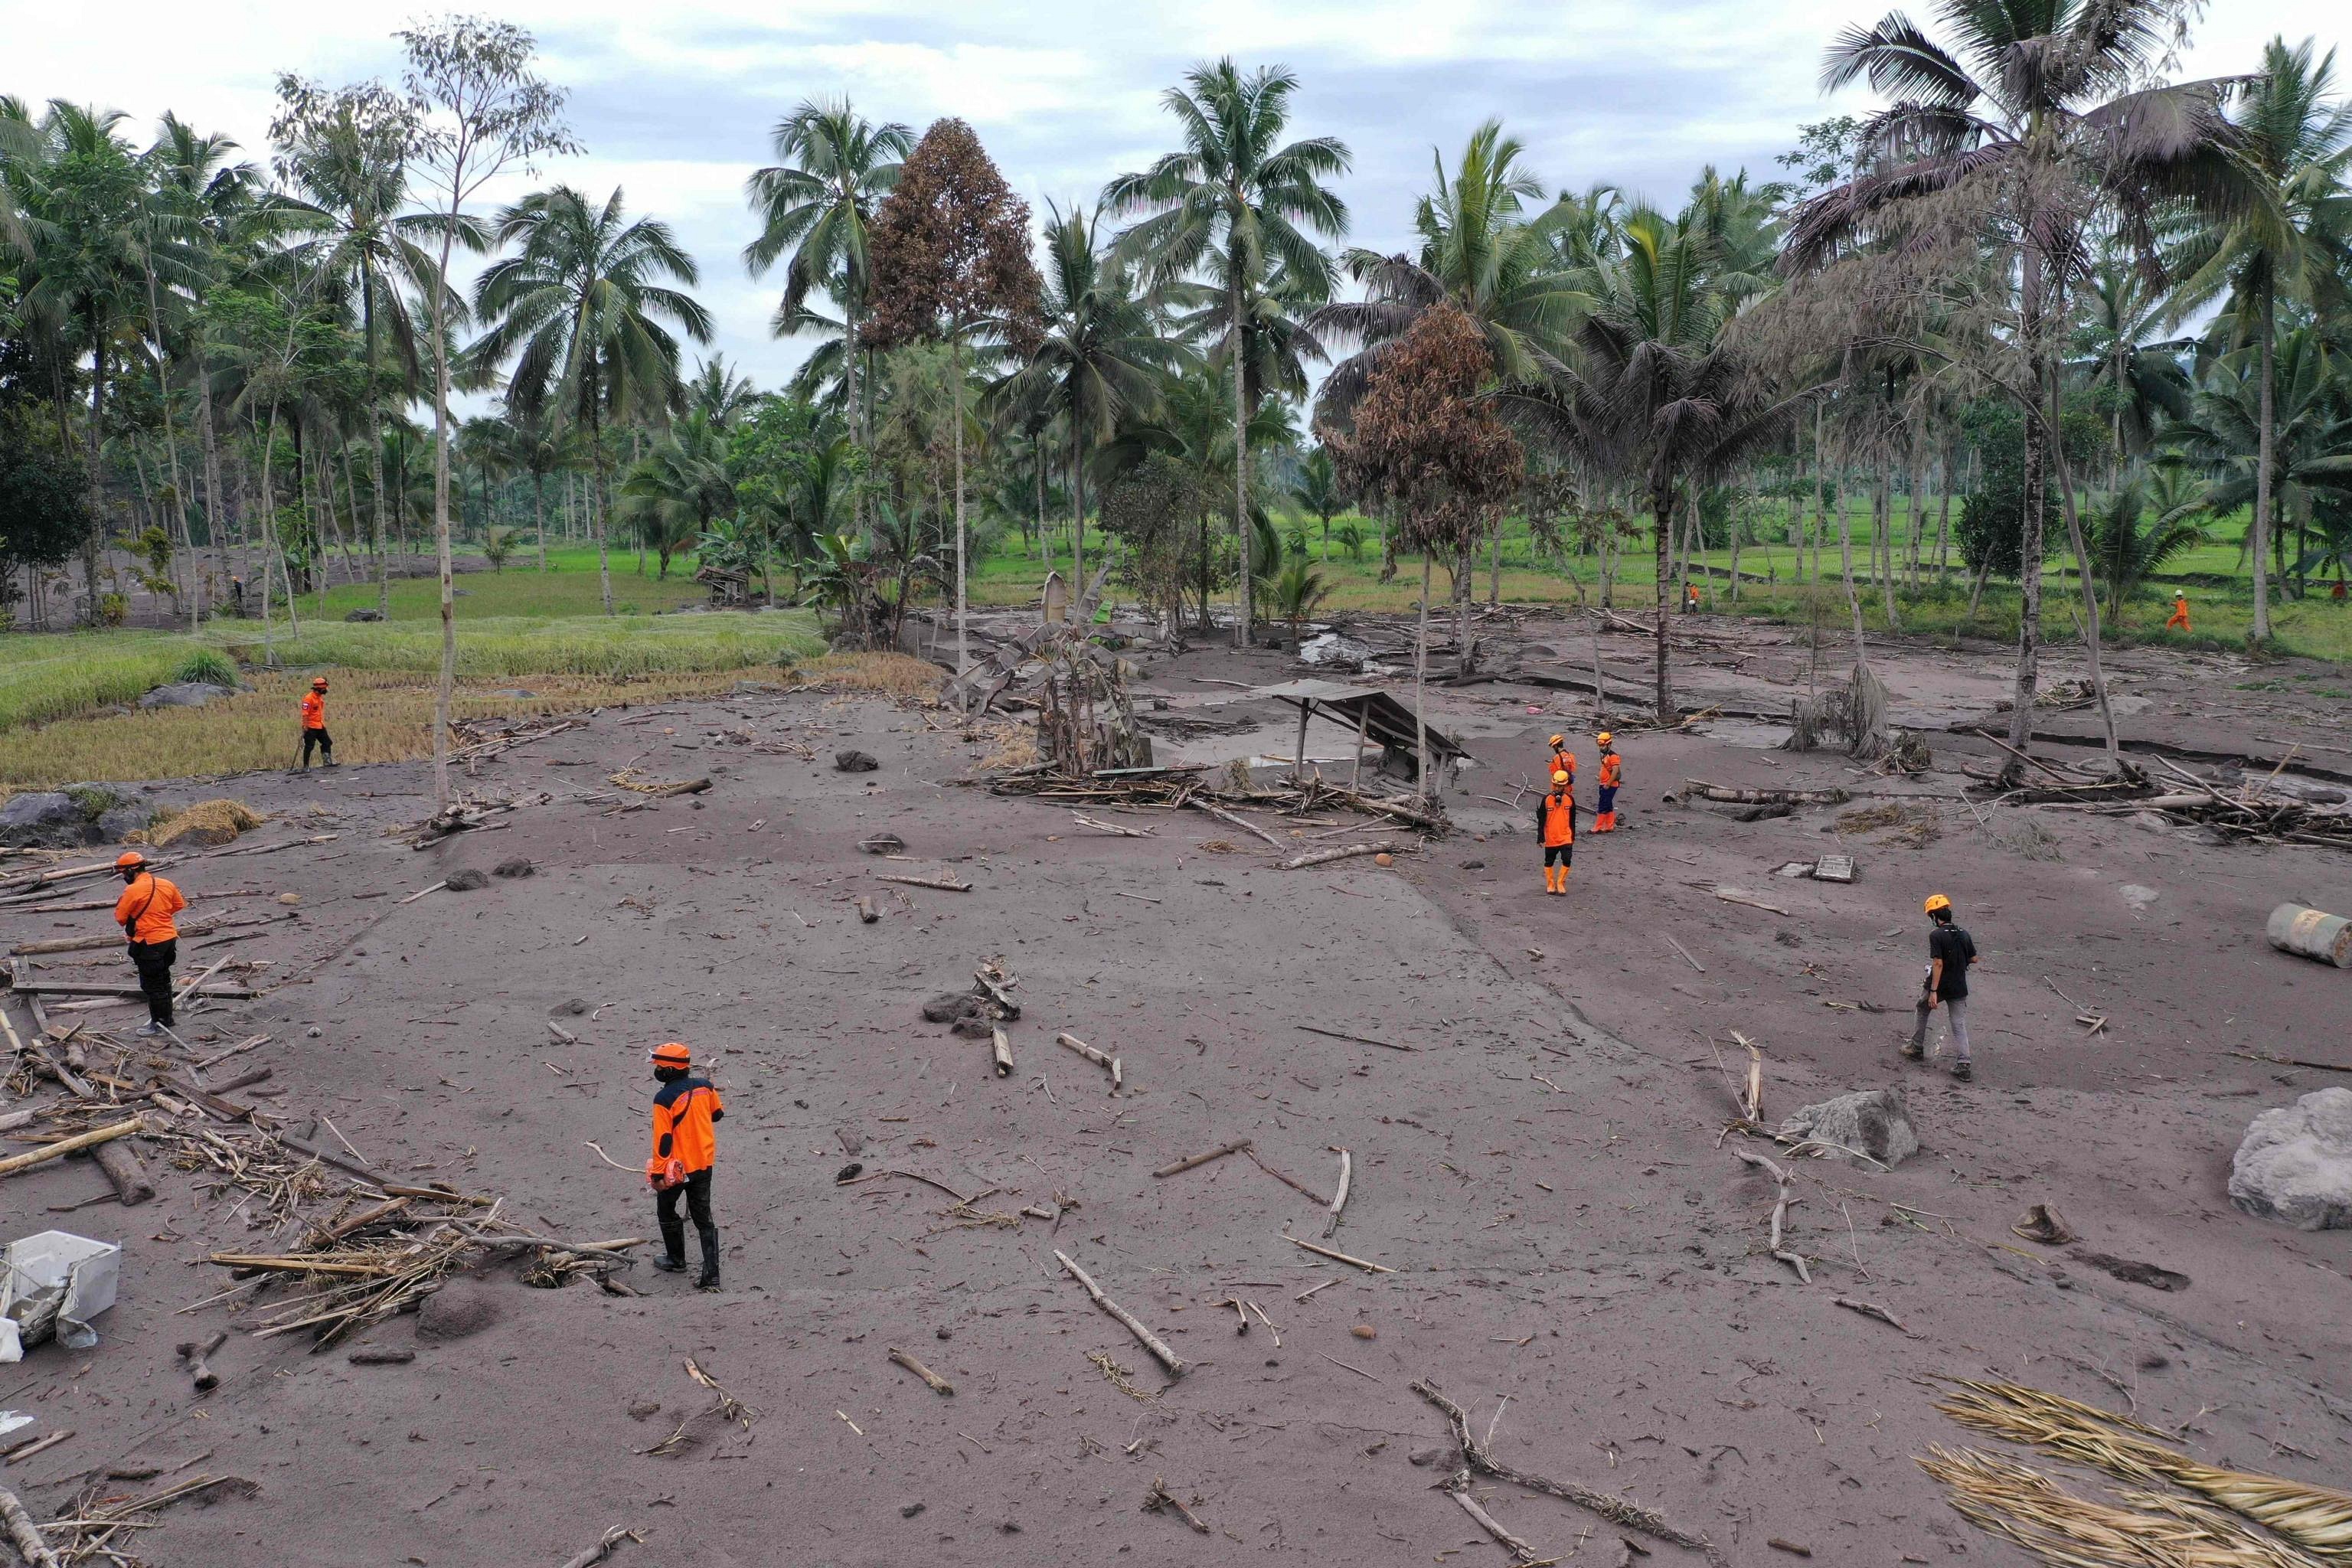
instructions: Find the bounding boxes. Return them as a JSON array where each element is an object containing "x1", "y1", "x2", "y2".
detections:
[
  {"x1": 292, "y1": 544, "x2": 710, "y2": 621},
  {"x1": 0, "y1": 609, "x2": 825, "y2": 735}
]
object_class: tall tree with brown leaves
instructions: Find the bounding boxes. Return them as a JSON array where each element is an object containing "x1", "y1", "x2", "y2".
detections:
[
  {"x1": 1326, "y1": 302, "x2": 1522, "y2": 789},
  {"x1": 867, "y1": 118, "x2": 1044, "y2": 689}
]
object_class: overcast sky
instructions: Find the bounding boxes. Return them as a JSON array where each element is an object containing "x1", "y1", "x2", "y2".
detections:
[{"x1": 12, "y1": 0, "x2": 2341, "y2": 396}]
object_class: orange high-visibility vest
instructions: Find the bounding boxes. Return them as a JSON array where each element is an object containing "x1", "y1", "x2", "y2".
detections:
[
  {"x1": 1550, "y1": 747, "x2": 1576, "y2": 785},
  {"x1": 115, "y1": 873, "x2": 188, "y2": 945},
  {"x1": 1598, "y1": 753, "x2": 1622, "y2": 789},
  {"x1": 1540, "y1": 792, "x2": 1575, "y2": 848},
  {"x1": 301, "y1": 691, "x2": 326, "y2": 730},
  {"x1": 651, "y1": 1079, "x2": 724, "y2": 1174}
]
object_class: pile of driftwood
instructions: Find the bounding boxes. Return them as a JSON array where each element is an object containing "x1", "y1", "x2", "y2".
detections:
[
  {"x1": 993, "y1": 766, "x2": 1443, "y2": 844},
  {"x1": 1968, "y1": 735, "x2": 2352, "y2": 852}
]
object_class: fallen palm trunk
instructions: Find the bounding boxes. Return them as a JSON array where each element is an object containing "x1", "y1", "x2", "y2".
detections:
[
  {"x1": 0, "y1": 1486, "x2": 60, "y2": 1568},
  {"x1": 1280, "y1": 842, "x2": 1400, "y2": 872}
]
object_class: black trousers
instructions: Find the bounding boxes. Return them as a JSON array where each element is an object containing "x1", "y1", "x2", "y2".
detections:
[
  {"x1": 655, "y1": 1168, "x2": 718, "y2": 1267},
  {"x1": 301, "y1": 727, "x2": 334, "y2": 766},
  {"x1": 129, "y1": 939, "x2": 176, "y2": 1026}
]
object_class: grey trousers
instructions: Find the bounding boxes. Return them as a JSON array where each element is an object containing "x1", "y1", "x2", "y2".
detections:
[{"x1": 1938, "y1": 996, "x2": 1972, "y2": 1061}]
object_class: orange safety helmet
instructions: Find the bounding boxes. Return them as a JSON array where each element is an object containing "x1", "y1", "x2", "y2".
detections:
[
  {"x1": 649, "y1": 1041, "x2": 692, "y2": 1069},
  {"x1": 1547, "y1": 734, "x2": 1565, "y2": 747},
  {"x1": 1550, "y1": 769, "x2": 1569, "y2": 786},
  {"x1": 1924, "y1": 893, "x2": 1952, "y2": 914},
  {"x1": 311, "y1": 677, "x2": 329, "y2": 691},
  {"x1": 115, "y1": 850, "x2": 146, "y2": 869},
  {"x1": 1596, "y1": 731, "x2": 1613, "y2": 746}
]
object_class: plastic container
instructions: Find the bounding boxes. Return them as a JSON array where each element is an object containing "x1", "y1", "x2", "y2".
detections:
[
  {"x1": 1, "y1": 1230, "x2": 122, "y2": 1361},
  {"x1": 2267, "y1": 903, "x2": 2352, "y2": 969}
]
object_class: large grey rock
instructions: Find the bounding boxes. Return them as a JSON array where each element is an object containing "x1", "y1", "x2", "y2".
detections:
[
  {"x1": 1778, "y1": 1086, "x2": 1919, "y2": 1168},
  {"x1": 137, "y1": 681, "x2": 237, "y2": 710},
  {"x1": 2230, "y1": 1088, "x2": 2352, "y2": 1230},
  {"x1": 0, "y1": 792, "x2": 96, "y2": 848},
  {"x1": 96, "y1": 805, "x2": 153, "y2": 841}
]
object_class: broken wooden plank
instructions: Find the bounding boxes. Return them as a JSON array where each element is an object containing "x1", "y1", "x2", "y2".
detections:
[
  {"x1": 875, "y1": 874, "x2": 972, "y2": 893},
  {"x1": 1713, "y1": 889, "x2": 1790, "y2": 917},
  {"x1": 1153, "y1": 1138, "x2": 1252, "y2": 1178},
  {"x1": 887, "y1": 1348, "x2": 955, "y2": 1396}
]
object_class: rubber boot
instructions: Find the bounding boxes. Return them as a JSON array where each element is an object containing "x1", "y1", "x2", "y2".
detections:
[
  {"x1": 696, "y1": 1225, "x2": 721, "y2": 1290},
  {"x1": 655, "y1": 1212, "x2": 687, "y2": 1271}
]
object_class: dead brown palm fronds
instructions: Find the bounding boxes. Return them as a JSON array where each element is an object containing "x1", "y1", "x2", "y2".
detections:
[
  {"x1": 684, "y1": 1357, "x2": 756, "y2": 1429},
  {"x1": 1918, "y1": 1446, "x2": 2325, "y2": 1568},
  {"x1": 1936, "y1": 1381, "x2": 2352, "y2": 1562}
]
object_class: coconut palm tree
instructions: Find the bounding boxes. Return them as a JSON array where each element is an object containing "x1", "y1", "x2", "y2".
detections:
[
  {"x1": 1291, "y1": 443, "x2": 1346, "y2": 560},
  {"x1": 743, "y1": 98, "x2": 910, "y2": 478},
  {"x1": 1107, "y1": 59, "x2": 1350, "y2": 645},
  {"x1": 684, "y1": 353, "x2": 757, "y2": 429},
  {"x1": 468, "y1": 184, "x2": 712, "y2": 614},
  {"x1": 2089, "y1": 469, "x2": 2207, "y2": 619},
  {"x1": 1315, "y1": 120, "x2": 1589, "y2": 419},
  {"x1": 485, "y1": 401, "x2": 578, "y2": 571},
  {"x1": 2166, "y1": 36, "x2": 2352, "y2": 637},
  {"x1": 617, "y1": 410, "x2": 730, "y2": 578},
  {"x1": 2171, "y1": 325, "x2": 2352, "y2": 595},
  {"x1": 993, "y1": 198, "x2": 1175, "y2": 589},
  {"x1": 2068, "y1": 256, "x2": 2196, "y2": 462},
  {"x1": 1785, "y1": 0, "x2": 2252, "y2": 746}
]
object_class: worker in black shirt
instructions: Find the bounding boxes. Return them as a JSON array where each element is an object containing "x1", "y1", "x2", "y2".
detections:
[{"x1": 1903, "y1": 893, "x2": 1978, "y2": 1080}]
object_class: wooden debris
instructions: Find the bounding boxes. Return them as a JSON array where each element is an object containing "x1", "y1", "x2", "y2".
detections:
[
  {"x1": 1279, "y1": 841, "x2": 1401, "y2": 871},
  {"x1": 990, "y1": 1027, "x2": 1014, "y2": 1079},
  {"x1": 1144, "y1": 1476, "x2": 1210, "y2": 1534},
  {"x1": 876, "y1": 874, "x2": 972, "y2": 893},
  {"x1": 2, "y1": 1431, "x2": 71, "y2": 1466},
  {"x1": 396, "y1": 880, "x2": 447, "y2": 906},
  {"x1": 1831, "y1": 1296, "x2": 1912, "y2": 1334},
  {"x1": 1190, "y1": 799, "x2": 1282, "y2": 849},
  {"x1": 1714, "y1": 888, "x2": 1791, "y2": 916},
  {"x1": 348, "y1": 1347, "x2": 416, "y2": 1365},
  {"x1": 1153, "y1": 1138, "x2": 1252, "y2": 1178},
  {"x1": 854, "y1": 896, "x2": 880, "y2": 924},
  {"x1": 1732, "y1": 1149, "x2": 1810, "y2": 1284},
  {"x1": 887, "y1": 1348, "x2": 956, "y2": 1396},
  {"x1": 1768, "y1": 1539, "x2": 1814, "y2": 1557},
  {"x1": 1055, "y1": 1031, "x2": 1122, "y2": 1093},
  {"x1": 1413, "y1": 1380, "x2": 1722, "y2": 1564},
  {"x1": 554, "y1": 1525, "x2": 642, "y2": 1568},
  {"x1": 1324, "y1": 1148, "x2": 1351, "y2": 1240},
  {"x1": 0, "y1": 1486, "x2": 61, "y2": 1568},
  {"x1": 1286, "y1": 1235, "x2": 1393, "y2": 1273},
  {"x1": 178, "y1": 1331, "x2": 228, "y2": 1393},
  {"x1": 1682, "y1": 780, "x2": 1850, "y2": 806},
  {"x1": 1054, "y1": 1250, "x2": 1186, "y2": 1378},
  {"x1": 0, "y1": 1116, "x2": 145, "y2": 1178},
  {"x1": 608, "y1": 768, "x2": 710, "y2": 797},
  {"x1": 1295, "y1": 1023, "x2": 1414, "y2": 1051},
  {"x1": 1448, "y1": 1474, "x2": 1544, "y2": 1565},
  {"x1": 1665, "y1": 936, "x2": 1706, "y2": 973}
]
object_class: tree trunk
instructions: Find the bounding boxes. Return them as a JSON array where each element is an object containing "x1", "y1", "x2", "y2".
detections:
[
  {"x1": 83, "y1": 335, "x2": 107, "y2": 622},
  {"x1": 593, "y1": 410, "x2": 614, "y2": 616},
  {"x1": 1876, "y1": 469, "x2": 1900, "y2": 630},
  {"x1": 2008, "y1": 247, "x2": 2050, "y2": 753},
  {"x1": 952, "y1": 334, "x2": 969, "y2": 691},
  {"x1": 1230, "y1": 273, "x2": 1250, "y2": 648},
  {"x1": 1839, "y1": 463, "x2": 1867, "y2": 667},
  {"x1": 1455, "y1": 539, "x2": 1473, "y2": 676},
  {"x1": 257, "y1": 403, "x2": 281, "y2": 664},
  {"x1": 1414, "y1": 550, "x2": 1432, "y2": 792},
  {"x1": 2043, "y1": 378, "x2": 2122, "y2": 769},
  {"x1": 145, "y1": 269, "x2": 200, "y2": 633},
  {"x1": 1487, "y1": 518, "x2": 1501, "y2": 608},
  {"x1": 2251, "y1": 282, "x2": 2275, "y2": 641},
  {"x1": 1651, "y1": 482, "x2": 1674, "y2": 722},
  {"x1": 431, "y1": 228, "x2": 459, "y2": 808},
  {"x1": 1070, "y1": 410, "x2": 1086, "y2": 597},
  {"x1": 534, "y1": 473, "x2": 547, "y2": 573}
]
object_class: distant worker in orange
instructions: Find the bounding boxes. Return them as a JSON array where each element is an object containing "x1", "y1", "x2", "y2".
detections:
[
  {"x1": 2164, "y1": 590, "x2": 2190, "y2": 632},
  {"x1": 1537, "y1": 769, "x2": 1576, "y2": 894},
  {"x1": 646, "y1": 1041, "x2": 725, "y2": 1289},
  {"x1": 1684, "y1": 581, "x2": 1702, "y2": 615},
  {"x1": 1593, "y1": 731, "x2": 1622, "y2": 832},
  {"x1": 299, "y1": 677, "x2": 336, "y2": 769},
  {"x1": 1547, "y1": 733, "x2": 1576, "y2": 792},
  {"x1": 113, "y1": 851, "x2": 188, "y2": 1038}
]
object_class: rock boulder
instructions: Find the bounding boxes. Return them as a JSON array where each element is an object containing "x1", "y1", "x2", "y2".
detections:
[
  {"x1": 0, "y1": 792, "x2": 96, "y2": 848},
  {"x1": 2230, "y1": 1089, "x2": 2352, "y2": 1230},
  {"x1": 138, "y1": 681, "x2": 238, "y2": 710},
  {"x1": 1777, "y1": 1086, "x2": 1919, "y2": 1168}
]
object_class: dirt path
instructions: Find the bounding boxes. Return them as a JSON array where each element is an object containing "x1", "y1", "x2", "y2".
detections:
[{"x1": 2, "y1": 624, "x2": 2346, "y2": 1568}]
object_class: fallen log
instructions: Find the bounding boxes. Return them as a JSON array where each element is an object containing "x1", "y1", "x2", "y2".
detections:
[
  {"x1": 854, "y1": 896, "x2": 879, "y2": 924},
  {"x1": 0, "y1": 1485, "x2": 62, "y2": 1568},
  {"x1": 0, "y1": 1116, "x2": 145, "y2": 1178},
  {"x1": 1054, "y1": 1250, "x2": 1186, "y2": 1378},
  {"x1": 1681, "y1": 780, "x2": 1850, "y2": 806},
  {"x1": 91, "y1": 1137, "x2": 155, "y2": 1205},
  {"x1": 1153, "y1": 1138, "x2": 1252, "y2": 1178},
  {"x1": 1280, "y1": 841, "x2": 1401, "y2": 872},
  {"x1": 1188, "y1": 800, "x2": 1282, "y2": 849},
  {"x1": 5, "y1": 978, "x2": 256, "y2": 1001}
]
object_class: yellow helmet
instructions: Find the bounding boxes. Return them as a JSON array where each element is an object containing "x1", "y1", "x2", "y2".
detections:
[
  {"x1": 1551, "y1": 769, "x2": 1569, "y2": 785},
  {"x1": 1924, "y1": 893, "x2": 1952, "y2": 914},
  {"x1": 1547, "y1": 734, "x2": 1565, "y2": 748},
  {"x1": 1596, "y1": 731, "x2": 1613, "y2": 746}
]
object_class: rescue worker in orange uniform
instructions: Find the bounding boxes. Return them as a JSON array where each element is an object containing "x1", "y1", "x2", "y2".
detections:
[
  {"x1": 1684, "y1": 581, "x2": 1702, "y2": 615},
  {"x1": 113, "y1": 851, "x2": 188, "y2": 1038},
  {"x1": 1547, "y1": 733, "x2": 1576, "y2": 792},
  {"x1": 646, "y1": 1041, "x2": 725, "y2": 1289},
  {"x1": 1593, "y1": 731, "x2": 1622, "y2": 832},
  {"x1": 299, "y1": 676, "x2": 336, "y2": 769},
  {"x1": 1537, "y1": 769, "x2": 1576, "y2": 894},
  {"x1": 2163, "y1": 590, "x2": 2190, "y2": 632}
]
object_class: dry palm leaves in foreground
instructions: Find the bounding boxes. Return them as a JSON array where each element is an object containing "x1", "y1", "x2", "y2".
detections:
[
  {"x1": 1919, "y1": 1447, "x2": 2323, "y2": 1568},
  {"x1": 1923, "y1": 1380, "x2": 2352, "y2": 1566}
]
